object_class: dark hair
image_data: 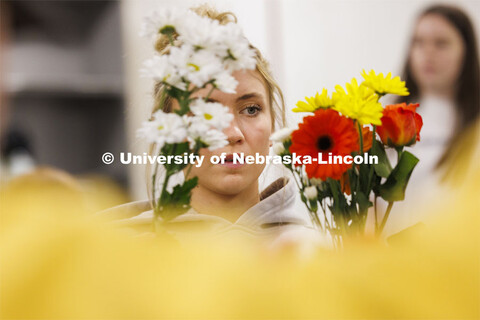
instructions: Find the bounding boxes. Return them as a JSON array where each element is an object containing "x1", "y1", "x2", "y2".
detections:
[{"x1": 399, "y1": 4, "x2": 480, "y2": 170}]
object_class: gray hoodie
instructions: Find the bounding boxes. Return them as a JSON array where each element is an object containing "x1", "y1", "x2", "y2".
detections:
[{"x1": 100, "y1": 178, "x2": 325, "y2": 248}]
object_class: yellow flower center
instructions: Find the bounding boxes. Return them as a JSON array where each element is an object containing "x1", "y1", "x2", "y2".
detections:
[
  {"x1": 204, "y1": 113, "x2": 213, "y2": 120},
  {"x1": 187, "y1": 63, "x2": 200, "y2": 71},
  {"x1": 157, "y1": 125, "x2": 164, "y2": 130}
]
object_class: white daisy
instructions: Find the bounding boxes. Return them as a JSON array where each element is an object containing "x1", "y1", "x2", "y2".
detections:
[
  {"x1": 189, "y1": 98, "x2": 233, "y2": 131},
  {"x1": 220, "y1": 24, "x2": 257, "y2": 72},
  {"x1": 186, "y1": 119, "x2": 208, "y2": 148},
  {"x1": 186, "y1": 120, "x2": 229, "y2": 151},
  {"x1": 140, "y1": 55, "x2": 186, "y2": 90},
  {"x1": 214, "y1": 71, "x2": 238, "y2": 94},
  {"x1": 185, "y1": 50, "x2": 224, "y2": 88},
  {"x1": 169, "y1": 45, "x2": 224, "y2": 89},
  {"x1": 139, "y1": 7, "x2": 196, "y2": 39},
  {"x1": 178, "y1": 17, "x2": 227, "y2": 56},
  {"x1": 136, "y1": 110, "x2": 187, "y2": 148},
  {"x1": 202, "y1": 129, "x2": 229, "y2": 151}
]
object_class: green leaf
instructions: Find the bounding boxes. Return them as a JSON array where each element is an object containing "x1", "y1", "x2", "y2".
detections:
[
  {"x1": 347, "y1": 168, "x2": 357, "y2": 193},
  {"x1": 166, "y1": 86, "x2": 185, "y2": 102},
  {"x1": 379, "y1": 151, "x2": 419, "y2": 202},
  {"x1": 371, "y1": 174, "x2": 382, "y2": 195},
  {"x1": 160, "y1": 177, "x2": 198, "y2": 221},
  {"x1": 327, "y1": 178, "x2": 348, "y2": 216},
  {"x1": 161, "y1": 142, "x2": 191, "y2": 174},
  {"x1": 370, "y1": 140, "x2": 392, "y2": 178},
  {"x1": 358, "y1": 163, "x2": 370, "y2": 191},
  {"x1": 356, "y1": 190, "x2": 372, "y2": 214}
]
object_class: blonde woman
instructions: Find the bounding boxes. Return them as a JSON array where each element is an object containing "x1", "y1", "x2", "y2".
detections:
[{"x1": 103, "y1": 6, "x2": 321, "y2": 248}]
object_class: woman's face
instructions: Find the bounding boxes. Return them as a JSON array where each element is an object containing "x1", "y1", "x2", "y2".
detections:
[
  {"x1": 176, "y1": 69, "x2": 273, "y2": 196},
  {"x1": 410, "y1": 13, "x2": 466, "y2": 94}
]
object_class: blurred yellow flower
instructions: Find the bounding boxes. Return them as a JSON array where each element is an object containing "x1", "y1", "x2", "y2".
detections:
[
  {"x1": 361, "y1": 70, "x2": 409, "y2": 96},
  {"x1": 292, "y1": 89, "x2": 335, "y2": 113},
  {"x1": 1, "y1": 155, "x2": 480, "y2": 319},
  {"x1": 333, "y1": 78, "x2": 384, "y2": 126}
]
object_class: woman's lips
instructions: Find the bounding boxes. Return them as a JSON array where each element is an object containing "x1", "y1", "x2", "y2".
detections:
[
  {"x1": 219, "y1": 153, "x2": 244, "y2": 169},
  {"x1": 421, "y1": 65, "x2": 437, "y2": 75}
]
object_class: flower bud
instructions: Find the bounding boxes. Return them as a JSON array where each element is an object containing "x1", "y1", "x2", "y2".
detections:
[
  {"x1": 304, "y1": 186, "x2": 318, "y2": 200},
  {"x1": 377, "y1": 103, "x2": 423, "y2": 148},
  {"x1": 310, "y1": 178, "x2": 323, "y2": 187},
  {"x1": 273, "y1": 142, "x2": 285, "y2": 155}
]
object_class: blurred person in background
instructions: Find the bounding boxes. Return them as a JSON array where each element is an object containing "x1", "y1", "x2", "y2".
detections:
[
  {"x1": 401, "y1": 4, "x2": 479, "y2": 180},
  {"x1": 385, "y1": 4, "x2": 480, "y2": 236}
]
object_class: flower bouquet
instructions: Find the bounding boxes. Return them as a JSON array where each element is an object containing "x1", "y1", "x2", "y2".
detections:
[
  {"x1": 272, "y1": 71, "x2": 423, "y2": 246},
  {"x1": 136, "y1": 8, "x2": 256, "y2": 226}
]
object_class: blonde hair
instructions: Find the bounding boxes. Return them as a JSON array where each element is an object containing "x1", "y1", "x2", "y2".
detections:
[{"x1": 150, "y1": 4, "x2": 286, "y2": 130}]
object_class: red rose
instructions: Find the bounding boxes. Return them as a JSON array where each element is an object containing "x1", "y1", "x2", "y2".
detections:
[{"x1": 377, "y1": 103, "x2": 423, "y2": 147}]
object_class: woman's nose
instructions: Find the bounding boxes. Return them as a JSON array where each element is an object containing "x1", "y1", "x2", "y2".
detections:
[
  {"x1": 424, "y1": 42, "x2": 438, "y2": 60},
  {"x1": 223, "y1": 118, "x2": 244, "y2": 145}
]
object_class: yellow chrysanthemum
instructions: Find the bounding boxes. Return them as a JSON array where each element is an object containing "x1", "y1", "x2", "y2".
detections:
[
  {"x1": 361, "y1": 70, "x2": 409, "y2": 96},
  {"x1": 292, "y1": 89, "x2": 335, "y2": 113},
  {"x1": 333, "y1": 78, "x2": 384, "y2": 126}
]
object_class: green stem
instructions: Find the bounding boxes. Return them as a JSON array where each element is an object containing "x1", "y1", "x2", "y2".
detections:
[
  {"x1": 183, "y1": 164, "x2": 193, "y2": 181},
  {"x1": 156, "y1": 174, "x2": 170, "y2": 212},
  {"x1": 357, "y1": 121, "x2": 364, "y2": 155},
  {"x1": 180, "y1": 97, "x2": 190, "y2": 115},
  {"x1": 204, "y1": 82, "x2": 216, "y2": 102},
  {"x1": 319, "y1": 198, "x2": 332, "y2": 231},
  {"x1": 365, "y1": 125, "x2": 376, "y2": 193},
  {"x1": 355, "y1": 121, "x2": 363, "y2": 212},
  {"x1": 183, "y1": 146, "x2": 200, "y2": 180},
  {"x1": 157, "y1": 86, "x2": 167, "y2": 113},
  {"x1": 153, "y1": 173, "x2": 170, "y2": 234},
  {"x1": 396, "y1": 147, "x2": 404, "y2": 164},
  {"x1": 290, "y1": 167, "x2": 323, "y2": 231},
  {"x1": 327, "y1": 178, "x2": 347, "y2": 241},
  {"x1": 156, "y1": 144, "x2": 177, "y2": 213},
  {"x1": 376, "y1": 93, "x2": 385, "y2": 102},
  {"x1": 151, "y1": 150, "x2": 161, "y2": 208},
  {"x1": 377, "y1": 201, "x2": 394, "y2": 236}
]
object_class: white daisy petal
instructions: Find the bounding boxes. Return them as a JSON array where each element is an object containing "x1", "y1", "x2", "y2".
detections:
[
  {"x1": 203, "y1": 129, "x2": 229, "y2": 151},
  {"x1": 190, "y1": 99, "x2": 233, "y2": 131},
  {"x1": 136, "y1": 110, "x2": 187, "y2": 149},
  {"x1": 214, "y1": 71, "x2": 238, "y2": 93}
]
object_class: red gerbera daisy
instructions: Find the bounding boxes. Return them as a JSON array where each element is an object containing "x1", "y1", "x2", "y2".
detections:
[{"x1": 290, "y1": 108, "x2": 359, "y2": 180}]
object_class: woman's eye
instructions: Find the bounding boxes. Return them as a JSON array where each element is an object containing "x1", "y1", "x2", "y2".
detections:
[
  {"x1": 241, "y1": 105, "x2": 262, "y2": 116},
  {"x1": 413, "y1": 37, "x2": 424, "y2": 47}
]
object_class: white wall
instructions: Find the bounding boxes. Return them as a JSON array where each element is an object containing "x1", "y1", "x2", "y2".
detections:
[
  {"x1": 121, "y1": 0, "x2": 480, "y2": 199},
  {"x1": 280, "y1": 0, "x2": 480, "y2": 125}
]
